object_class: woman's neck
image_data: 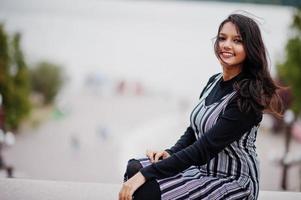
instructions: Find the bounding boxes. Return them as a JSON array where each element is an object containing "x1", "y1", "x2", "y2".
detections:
[{"x1": 222, "y1": 66, "x2": 242, "y2": 81}]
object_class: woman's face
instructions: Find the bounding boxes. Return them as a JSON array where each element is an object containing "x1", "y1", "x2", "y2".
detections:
[{"x1": 217, "y1": 22, "x2": 246, "y2": 69}]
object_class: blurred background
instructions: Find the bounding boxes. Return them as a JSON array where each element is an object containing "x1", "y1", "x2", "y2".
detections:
[{"x1": 0, "y1": 0, "x2": 301, "y2": 192}]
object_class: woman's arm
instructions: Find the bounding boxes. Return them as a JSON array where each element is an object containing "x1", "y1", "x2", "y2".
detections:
[
  {"x1": 140, "y1": 99, "x2": 262, "y2": 180},
  {"x1": 119, "y1": 172, "x2": 146, "y2": 200}
]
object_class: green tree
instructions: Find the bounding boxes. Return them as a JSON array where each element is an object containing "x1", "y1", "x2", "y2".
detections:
[
  {"x1": 278, "y1": 7, "x2": 301, "y2": 117},
  {"x1": 0, "y1": 24, "x2": 14, "y2": 130},
  {"x1": 30, "y1": 62, "x2": 64, "y2": 105},
  {"x1": 0, "y1": 24, "x2": 31, "y2": 130},
  {"x1": 9, "y1": 33, "x2": 31, "y2": 128},
  {"x1": 277, "y1": 7, "x2": 301, "y2": 190}
]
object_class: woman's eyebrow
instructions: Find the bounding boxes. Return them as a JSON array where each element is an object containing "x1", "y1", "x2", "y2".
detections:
[{"x1": 219, "y1": 32, "x2": 242, "y2": 38}]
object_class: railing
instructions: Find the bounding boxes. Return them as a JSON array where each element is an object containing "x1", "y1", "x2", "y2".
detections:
[{"x1": 0, "y1": 178, "x2": 300, "y2": 200}]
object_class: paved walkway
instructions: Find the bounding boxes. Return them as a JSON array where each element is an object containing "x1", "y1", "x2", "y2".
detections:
[{"x1": 1, "y1": 89, "x2": 301, "y2": 191}]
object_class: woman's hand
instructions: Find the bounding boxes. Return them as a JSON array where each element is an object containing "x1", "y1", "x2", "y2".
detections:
[
  {"x1": 119, "y1": 172, "x2": 146, "y2": 200},
  {"x1": 146, "y1": 150, "x2": 170, "y2": 163}
]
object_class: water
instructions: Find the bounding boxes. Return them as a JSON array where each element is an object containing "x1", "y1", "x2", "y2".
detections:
[{"x1": 0, "y1": 0, "x2": 293, "y2": 97}]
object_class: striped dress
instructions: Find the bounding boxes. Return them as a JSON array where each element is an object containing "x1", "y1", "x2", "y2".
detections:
[{"x1": 138, "y1": 74, "x2": 260, "y2": 200}]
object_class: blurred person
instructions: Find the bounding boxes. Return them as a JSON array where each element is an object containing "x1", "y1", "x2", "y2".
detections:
[
  {"x1": 0, "y1": 98, "x2": 14, "y2": 178},
  {"x1": 0, "y1": 132, "x2": 14, "y2": 178},
  {"x1": 134, "y1": 81, "x2": 144, "y2": 96},
  {"x1": 116, "y1": 80, "x2": 126, "y2": 95},
  {"x1": 96, "y1": 125, "x2": 109, "y2": 140},
  {"x1": 119, "y1": 13, "x2": 283, "y2": 200},
  {"x1": 70, "y1": 133, "x2": 80, "y2": 150}
]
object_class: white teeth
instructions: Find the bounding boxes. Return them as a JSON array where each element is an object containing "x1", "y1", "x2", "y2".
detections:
[{"x1": 221, "y1": 52, "x2": 233, "y2": 57}]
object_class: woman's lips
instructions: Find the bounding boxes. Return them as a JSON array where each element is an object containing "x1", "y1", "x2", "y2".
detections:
[{"x1": 220, "y1": 52, "x2": 234, "y2": 58}]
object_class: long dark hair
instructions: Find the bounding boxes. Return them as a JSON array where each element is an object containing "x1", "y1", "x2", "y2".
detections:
[{"x1": 214, "y1": 14, "x2": 283, "y2": 117}]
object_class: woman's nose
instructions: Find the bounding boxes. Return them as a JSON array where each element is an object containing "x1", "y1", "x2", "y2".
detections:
[{"x1": 222, "y1": 39, "x2": 232, "y2": 50}]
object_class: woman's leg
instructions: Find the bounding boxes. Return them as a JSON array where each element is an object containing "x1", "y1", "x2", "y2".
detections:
[
  {"x1": 124, "y1": 159, "x2": 161, "y2": 200},
  {"x1": 124, "y1": 159, "x2": 143, "y2": 181}
]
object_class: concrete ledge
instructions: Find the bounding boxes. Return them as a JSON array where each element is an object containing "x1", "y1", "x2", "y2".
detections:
[
  {"x1": 0, "y1": 178, "x2": 120, "y2": 200},
  {"x1": 0, "y1": 178, "x2": 300, "y2": 200},
  {"x1": 259, "y1": 190, "x2": 301, "y2": 200}
]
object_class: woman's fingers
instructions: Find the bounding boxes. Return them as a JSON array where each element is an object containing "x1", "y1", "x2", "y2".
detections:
[
  {"x1": 162, "y1": 151, "x2": 170, "y2": 159},
  {"x1": 146, "y1": 150, "x2": 170, "y2": 163},
  {"x1": 146, "y1": 150, "x2": 155, "y2": 162},
  {"x1": 119, "y1": 183, "x2": 133, "y2": 200},
  {"x1": 118, "y1": 186, "x2": 127, "y2": 200},
  {"x1": 154, "y1": 151, "x2": 163, "y2": 162}
]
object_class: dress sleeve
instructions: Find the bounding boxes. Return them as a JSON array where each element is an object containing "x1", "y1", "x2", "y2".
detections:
[{"x1": 140, "y1": 98, "x2": 262, "y2": 180}]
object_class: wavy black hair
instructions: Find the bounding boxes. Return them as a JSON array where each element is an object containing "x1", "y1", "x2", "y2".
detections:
[{"x1": 214, "y1": 14, "x2": 283, "y2": 117}]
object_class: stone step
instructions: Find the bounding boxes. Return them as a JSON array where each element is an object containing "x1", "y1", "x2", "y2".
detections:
[{"x1": 0, "y1": 178, "x2": 300, "y2": 200}]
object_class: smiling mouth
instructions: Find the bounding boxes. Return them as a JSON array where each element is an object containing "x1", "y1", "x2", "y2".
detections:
[{"x1": 220, "y1": 52, "x2": 234, "y2": 58}]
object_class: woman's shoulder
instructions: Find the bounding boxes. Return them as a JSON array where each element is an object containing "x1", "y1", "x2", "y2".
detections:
[
  {"x1": 208, "y1": 73, "x2": 222, "y2": 84},
  {"x1": 198, "y1": 73, "x2": 222, "y2": 99}
]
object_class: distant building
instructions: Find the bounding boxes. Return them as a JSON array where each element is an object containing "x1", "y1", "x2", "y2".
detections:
[{"x1": 195, "y1": 0, "x2": 301, "y2": 7}]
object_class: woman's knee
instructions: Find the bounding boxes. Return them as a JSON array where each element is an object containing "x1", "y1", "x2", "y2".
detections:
[{"x1": 125, "y1": 159, "x2": 143, "y2": 179}]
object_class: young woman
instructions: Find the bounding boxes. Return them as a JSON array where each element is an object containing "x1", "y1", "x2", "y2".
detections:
[{"x1": 119, "y1": 13, "x2": 282, "y2": 200}]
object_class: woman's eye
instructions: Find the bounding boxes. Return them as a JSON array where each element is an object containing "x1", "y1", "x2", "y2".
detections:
[
  {"x1": 233, "y1": 39, "x2": 243, "y2": 43},
  {"x1": 218, "y1": 36, "x2": 226, "y2": 41}
]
